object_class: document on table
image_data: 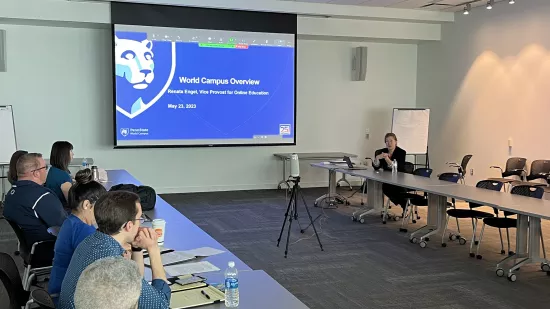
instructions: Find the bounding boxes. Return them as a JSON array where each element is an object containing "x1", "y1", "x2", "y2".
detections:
[
  {"x1": 144, "y1": 251, "x2": 196, "y2": 266},
  {"x1": 181, "y1": 247, "x2": 225, "y2": 257},
  {"x1": 165, "y1": 261, "x2": 220, "y2": 276}
]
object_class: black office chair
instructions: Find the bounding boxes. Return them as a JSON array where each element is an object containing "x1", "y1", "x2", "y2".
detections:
[
  {"x1": 31, "y1": 288, "x2": 56, "y2": 309},
  {"x1": 442, "y1": 180, "x2": 504, "y2": 257},
  {"x1": 510, "y1": 159, "x2": 550, "y2": 187},
  {"x1": 397, "y1": 168, "x2": 433, "y2": 233},
  {"x1": 402, "y1": 173, "x2": 461, "y2": 235},
  {"x1": 6, "y1": 220, "x2": 55, "y2": 291},
  {"x1": 488, "y1": 157, "x2": 527, "y2": 190},
  {"x1": 475, "y1": 185, "x2": 545, "y2": 261},
  {"x1": 0, "y1": 252, "x2": 32, "y2": 309},
  {"x1": 447, "y1": 154, "x2": 473, "y2": 184}
]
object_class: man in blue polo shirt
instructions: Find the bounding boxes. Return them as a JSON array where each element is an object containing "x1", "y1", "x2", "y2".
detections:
[
  {"x1": 58, "y1": 191, "x2": 170, "y2": 309},
  {"x1": 4, "y1": 153, "x2": 67, "y2": 247}
]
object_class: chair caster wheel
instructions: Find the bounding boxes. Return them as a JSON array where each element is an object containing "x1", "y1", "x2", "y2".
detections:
[
  {"x1": 380, "y1": 214, "x2": 384, "y2": 218},
  {"x1": 359, "y1": 218, "x2": 365, "y2": 224},
  {"x1": 441, "y1": 243, "x2": 447, "y2": 247},
  {"x1": 541, "y1": 263, "x2": 550, "y2": 272},
  {"x1": 458, "y1": 238, "x2": 467, "y2": 245},
  {"x1": 351, "y1": 216, "x2": 357, "y2": 222},
  {"x1": 476, "y1": 255, "x2": 482, "y2": 260},
  {"x1": 361, "y1": 202, "x2": 364, "y2": 206},
  {"x1": 14, "y1": 251, "x2": 20, "y2": 256},
  {"x1": 474, "y1": 241, "x2": 479, "y2": 245},
  {"x1": 508, "y1": 251, "x2": 515, "y2": 256},
  {"x1": 346, "y1": 201, "x2": 350, "y2": 206},
  {"x1": 382, "y1": 221, "x2": 387, "y2": 224},
  {"x1": 500, "y1": 250, "x2": 506, "y2": 255},
  {"x1": 314, "y1": 202, "x2": 318, "y2": 207},
  {"x1": 399, "y1": 228, "x2": 407, "y2": 233},
  {"x1": 419, "y1": 241, "x2": 427, "y2": 248},
  {"x1": 507, "y1": 273, "x2": 517, "y2": 282},
  {"x1": 496, "y1": 268, "x2": 505, "y2": 277},
  {"x1": 469, "y1": 253, "x2": 475, "y2": 258},
  {"x1": 449, "y1": 234, "x2": 456, "y2": 241},
  {"x1": 412, "y1": 220, "x2": 417, "y2": 224},
  {"x1": 410, "y1": 237, "x2": 419, "y2": 244},
  {"x1": 425, "y1": 237, "x2": 430, "y2": 241},
  {"x1": 300, "y1": 230, "x2": 305, "y2": 234},
  {"x1": 393, "y1": 217, "x2": 398, "y2": 221}
]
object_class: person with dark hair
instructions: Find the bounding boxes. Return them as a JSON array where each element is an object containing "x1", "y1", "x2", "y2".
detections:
[
  {"x1": 48, "y1": 169, "x2": 107, "y2": 298},
  {"x1": 3, "y1": 153, "x2": 67, "y2": 247},
  {"x1": 7, "y1": 150, "x2": 28, "y2": 185},
  {"x1": 45, "y1": 141, "x2": 74, "y2": 207},
  {"x1": 372, "y1": 133, "x2": 408, "y2": 209},
  {"x1": 58, "y1": 191, "x2": 170, "y2": 309}
]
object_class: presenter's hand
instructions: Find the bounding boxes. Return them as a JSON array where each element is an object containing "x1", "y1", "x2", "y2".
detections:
[{"x1": 132, "y1": 227, "x2": 159, "y2": 251}]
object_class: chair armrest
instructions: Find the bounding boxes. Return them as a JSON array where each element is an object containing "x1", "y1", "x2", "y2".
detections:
[{"x1": 490, "y1": 166, "x2": 504, "y2": 174}]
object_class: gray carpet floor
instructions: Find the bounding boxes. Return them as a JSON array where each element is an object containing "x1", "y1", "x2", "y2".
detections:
[
  {"x1": 2, "y1": 188, "x2": 550, "y2": 308},
  {"x1": 162, "y1": 187, "x2": 550, "y2": 309}
]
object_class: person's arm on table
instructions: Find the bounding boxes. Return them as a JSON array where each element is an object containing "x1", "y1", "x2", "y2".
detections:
[
  {"x1": 133, "y1": 228, "x2": 170, "y2": 308},
  {"x1": 132, "y1": 249, "x2": 145, "y2": 276}
]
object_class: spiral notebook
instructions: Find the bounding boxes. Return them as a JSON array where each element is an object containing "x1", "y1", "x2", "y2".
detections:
[{"x1": 170, "y1": 285, "x2": 225, "y2": 309}]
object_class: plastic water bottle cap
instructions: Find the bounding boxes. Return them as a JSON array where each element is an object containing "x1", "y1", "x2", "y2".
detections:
[{"x1": 228, "y1": 261, "x2": 235, "y2": 268}]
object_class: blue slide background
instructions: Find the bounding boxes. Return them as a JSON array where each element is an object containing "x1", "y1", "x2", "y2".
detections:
[{"x1": 115, "y1": 31, "x2": 295, "y2": 144}]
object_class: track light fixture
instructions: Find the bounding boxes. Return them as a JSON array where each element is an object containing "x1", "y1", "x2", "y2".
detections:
[{"x1": 463, "y1": 3, "x2": 471, "y2": 15}]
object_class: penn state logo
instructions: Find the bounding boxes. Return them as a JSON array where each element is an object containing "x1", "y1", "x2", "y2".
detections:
[
  {"x1": 120, "y1": 128, "x2": 129, "y2": 137},
  {"x1": 115, "y1": 33, "x2": 176, "y2": 119}
]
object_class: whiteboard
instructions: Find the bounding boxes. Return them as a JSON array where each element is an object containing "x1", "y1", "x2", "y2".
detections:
[
  {"x1": 391, "y1": 108, "x2": 430, "y2": 155},
  {"x1": 0, "y1": 106, "x2": 17, "y2": 163}
]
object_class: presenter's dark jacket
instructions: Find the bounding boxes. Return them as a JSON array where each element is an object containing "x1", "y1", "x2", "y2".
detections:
[
  {"x1": 3, "y1": 180, "x2": 67, "y2": 247},
  {"x1": 372, "y1": 147, "x2": 407, "y2": 172}
]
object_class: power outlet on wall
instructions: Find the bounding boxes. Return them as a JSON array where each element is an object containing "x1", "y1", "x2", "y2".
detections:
[{"x1": 470, "y1": 168, "x2": 474, "y2": 176}]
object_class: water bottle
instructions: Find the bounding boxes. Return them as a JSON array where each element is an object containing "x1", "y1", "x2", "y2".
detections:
[
  {"x1": 91, "y1": 166, "x2": 99, "y2": 181},
  {"x1": 392, "y1": 159, "x2": 398, "y2": 174},
  {"x1": 224, "y1": 261, "x2": 239, "y2": 307},
  {"x1": 81, "y1": 158, "x2": 88, "y2": 170}
]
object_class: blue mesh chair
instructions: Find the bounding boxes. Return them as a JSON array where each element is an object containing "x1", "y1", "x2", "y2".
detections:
[
  {"x1": 442, "y1": 180, "x2": 504, "y2": 257},
  {"x1": 475, "y1": 185, "x2": 545, "y2": 261}
]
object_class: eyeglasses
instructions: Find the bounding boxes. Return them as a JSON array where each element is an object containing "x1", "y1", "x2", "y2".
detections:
[
  {"x1": 31, "y1": 165, "x2": 49, "y2": 173},
  {"x1": 122, "y1": 216, "x2": 145, "y2": 229}
]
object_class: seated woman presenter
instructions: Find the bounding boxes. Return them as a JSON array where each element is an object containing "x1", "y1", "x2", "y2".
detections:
[
  {"x1": 48, "y1": 168, "x2": 107, "y2": 298},
  {"x1": 372, "y1": 133, "x2": 407, "y2": 210},
  {"x1": 45, "y1": 141, "x2": 74, "y2": 207}
]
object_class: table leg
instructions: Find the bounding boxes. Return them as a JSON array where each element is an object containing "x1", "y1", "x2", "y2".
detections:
[
  {"x1": 354, "y1": 179, "x2": 383, "y2": 219},
  {"x1": 409, "y1": 193, "x2": 446, "y2": 246},
  {"x1": 336, "y1": 174, "x2": 353, "y2": 190},
  {"x1": 314, "y1": 169, "x2": 346, "y2": 207},
  {"x1": 277, "y1": 159, "x2": 290, "y2": 190}
]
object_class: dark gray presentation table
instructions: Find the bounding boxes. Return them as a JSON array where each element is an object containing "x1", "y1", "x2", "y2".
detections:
[
  {"x1": 311, "y1": 163, "x2": 550, "y2": 281},
  {"x1": 105, "y1": 170, "x2": 310, "y2": 308}
]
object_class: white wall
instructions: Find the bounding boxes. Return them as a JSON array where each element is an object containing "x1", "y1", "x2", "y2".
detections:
[
  {"x1": 417, "y1": 0, "x2": 550, "y2": 184},
  {"x1": 0, "y1": 24, "x2": 417, "y2": 193}
]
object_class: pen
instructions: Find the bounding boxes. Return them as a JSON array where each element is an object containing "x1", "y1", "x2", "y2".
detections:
[{"x1": 201, "y1": 290, "x2": 211, "y2": 299}]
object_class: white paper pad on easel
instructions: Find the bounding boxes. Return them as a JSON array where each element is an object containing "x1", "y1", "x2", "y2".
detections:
[
  {"x1": 181, "y1": 247, "x2": 224, "y2": 257},
  {"x1": 164, "y1": 261, "x2": 220, "y2": 276},
  {"x1": 144, "y1": 251, "x2": 196, "y2": 266}
]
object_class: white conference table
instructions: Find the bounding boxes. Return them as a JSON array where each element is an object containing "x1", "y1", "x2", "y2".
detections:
[
  {"x1": 104, "y1": 170, "x2": 310, "y2": 308},
  {"x1": 311, "y1": 163, "x2": 550, "y2": 280},
  {"x1": 274, "y1": 152, "x2": 357, "y2": 190}
]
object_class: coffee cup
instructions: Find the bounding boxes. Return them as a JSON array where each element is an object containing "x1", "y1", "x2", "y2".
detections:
[{"x1": 152, "y1": 219, "x2": 166, "y2": 243}]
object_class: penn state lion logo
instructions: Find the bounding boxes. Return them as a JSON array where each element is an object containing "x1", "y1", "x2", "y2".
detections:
[
  {"x1": 115, "y1": 33, "x2": 176, "y2": 119},
  {"x1": 115, "y1": 36, "x2": 155, "y2": 89}
]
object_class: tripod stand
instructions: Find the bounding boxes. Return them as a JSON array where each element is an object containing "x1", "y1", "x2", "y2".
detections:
[{"x1": 277, "y1": 176, "x2": 324, "y2": 258}]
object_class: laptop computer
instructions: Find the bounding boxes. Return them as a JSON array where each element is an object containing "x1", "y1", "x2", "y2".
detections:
[{"x1": 342, "y1": 156, "x2": 367, "y2": 170}]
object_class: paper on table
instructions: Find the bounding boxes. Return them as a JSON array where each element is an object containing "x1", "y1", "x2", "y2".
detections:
[
  {"x1": 181, "y1": 247, "x2": 225, "y2": 257},
  {"x1": 165, "y1": 261, "x2": 220, "y2": 276},
  {"x1": 144, "y1": 251, "x2": 196, "y2": 266}
]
